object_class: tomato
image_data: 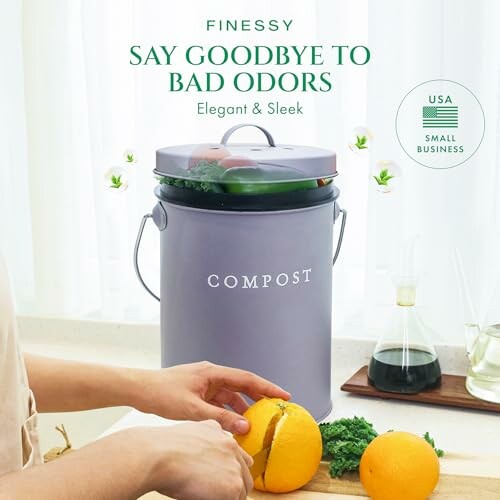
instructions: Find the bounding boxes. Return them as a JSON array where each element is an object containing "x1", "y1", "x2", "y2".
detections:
[
  {"x1": 219, "y1": 155, "x2": 258, "y2": 169},
  {"x1": 188, "y1": 145, "x2": 230, "y2": 169}
]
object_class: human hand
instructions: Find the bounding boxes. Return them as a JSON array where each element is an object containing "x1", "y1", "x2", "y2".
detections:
[
  {"x1": 133, "y1": 420, "x2": 253, "y2": 500},
  {"x1": 132, "y1": 361, "x2": 290, "y2": 434},
  {"x1": 0, "y1": 420, "x2": 252, "y2": 500}
]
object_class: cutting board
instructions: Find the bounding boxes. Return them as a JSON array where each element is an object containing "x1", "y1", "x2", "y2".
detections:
[{"x1": 140, "y1": 452, "x2": 500, "y2": 499}]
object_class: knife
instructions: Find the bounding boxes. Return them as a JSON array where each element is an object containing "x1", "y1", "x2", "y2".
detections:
[{"x1": 250, "y1": 447, "x2": 271, "y2": 480}]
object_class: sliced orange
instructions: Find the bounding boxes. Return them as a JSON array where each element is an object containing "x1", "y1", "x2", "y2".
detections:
[{"x1": 235, "y1": 398, "x2": 322, "y2": 493}]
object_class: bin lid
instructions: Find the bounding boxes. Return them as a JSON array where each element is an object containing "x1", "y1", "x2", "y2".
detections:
[{"x1": 154, "y1": 124, "x2": 337, "y2": 185}]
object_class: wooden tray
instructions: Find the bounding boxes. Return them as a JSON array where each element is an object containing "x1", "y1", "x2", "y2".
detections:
[{"x1": 341, "y1": 366, "x2": 500, "y2": 413}]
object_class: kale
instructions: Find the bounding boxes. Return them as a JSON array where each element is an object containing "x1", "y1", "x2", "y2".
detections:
[
  {"x1": 158, "y1": 160, "x2": 225, "y2": 193},
  {"x1": 423, "y1": 432, "x2": 445, "y2": 458},
  {"x1": 319, "y1": 417, "x2": 378, "y2": 478}
]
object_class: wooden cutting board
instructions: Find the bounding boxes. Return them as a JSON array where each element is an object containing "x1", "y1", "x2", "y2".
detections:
[{"x1": 140, "y1": 452, "x2": 500, "y2": 499}]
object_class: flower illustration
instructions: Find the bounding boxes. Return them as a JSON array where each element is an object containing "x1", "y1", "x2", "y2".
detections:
[
  {"x1": 371, "y1": 160, "x2": 401, "y2": 193},
  {"x1": 104, "y1": 166, "x2": 129, "y2": 192},
  {"x1": 348, "y1": 126, "x2": 374, "y2": 153},
  {"x1": 123, "y1": 149, "x2": 137, "y2": 164}
]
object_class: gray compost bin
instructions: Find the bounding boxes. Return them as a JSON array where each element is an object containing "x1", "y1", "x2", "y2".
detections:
[{"x1": 134, "y1": 124, "x2": 346, "y2": 420}]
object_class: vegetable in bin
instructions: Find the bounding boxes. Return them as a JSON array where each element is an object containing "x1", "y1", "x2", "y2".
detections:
[
  {"x1": 159, "y1": 157, "x2": 322, "y2": 195},
  {"x1": 187, "y1": 144, "x2": 230, "y2": 168},
  {"x1": 222, "y1": 165, "x2": 318, "y2": 194},
  {"x1": 158, "y1": 160, "x2": 225, "y2": 193}
]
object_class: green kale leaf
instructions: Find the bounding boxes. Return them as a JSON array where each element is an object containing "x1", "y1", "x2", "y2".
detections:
[
  {"x1": 423, "y1": 432, "x2": 445, "y2": 458},
  {"x1": 158, "y1": 160, "x2": 225, "y2": 193},
  {"x1": 319, "y1": 417, "x2": 378, "y2": 477}
]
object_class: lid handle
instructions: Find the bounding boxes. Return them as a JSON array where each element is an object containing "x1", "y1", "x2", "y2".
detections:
[{"x1": 220, "y1": 124, "x2": 276, "y2": 147}]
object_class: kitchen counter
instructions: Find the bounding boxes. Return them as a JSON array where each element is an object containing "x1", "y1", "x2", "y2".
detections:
[
  {"x1": 105, "y1": 355, "x2": 500, "y2": 499},
  {"x1": 18, "y1": 317, "x2": 499, "y2": 497},
  {"x1": 103, "y1": 338, "x2": 499, "y2": 457},
  {"x1": 19, "y1": 316, "x2": 497, "y2": 456}
]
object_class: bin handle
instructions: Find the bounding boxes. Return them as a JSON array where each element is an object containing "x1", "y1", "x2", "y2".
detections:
[
  {"x1": 220, "y1": 124, "x2": 276, "y2": 147},
  {"x1": 332, "y1": 207, "x2": 347, "y2": 267},
  {"x1": 134, "y1": 213, "x2": 160, "y2": 302}
]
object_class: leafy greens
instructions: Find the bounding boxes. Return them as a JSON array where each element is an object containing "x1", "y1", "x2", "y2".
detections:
[
  {"x1": 158, "y1": 160, "x2": 225, "y2": 193},
  {"x1": 423, "y1": 431, "x2": 444, "y2": 458},
  {"x1": 319, "y1": 417, "x2": 378, "y2": 478}
]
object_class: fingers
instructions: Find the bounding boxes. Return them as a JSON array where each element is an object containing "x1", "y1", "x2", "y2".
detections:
[
  {"x1": 205, "y1": 365, "x2": 291, "y2": 402},
  {"x1": 236, "y1": 449, "x2": 253, "y2": 498},
  {"x1": 238, "y1": 446, "x2": 253, "y2": 468},
  {"x1": 207, "y1": 400, "x2": 225, "y2": 409},
  {"x1": 199, "y1": 402, "x2": 250, "y2": 434},
  {"x1": 212, "y1": 389, "x2": 249, "y2": 415}
]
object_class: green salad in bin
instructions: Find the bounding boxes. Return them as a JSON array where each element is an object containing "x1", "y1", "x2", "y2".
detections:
[{"x1": 157, "y1": 158, "x2": 330, "y2": 195}]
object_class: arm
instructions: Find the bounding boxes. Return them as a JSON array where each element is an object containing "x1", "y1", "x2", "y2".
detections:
[
  {"x1": 0, "y1": 423, "x2": 253, "y2": 500},
  {"x1": 24, "y1": 354, "x2": 144, "y2": 413},
  {"x1": 24, "y1": 355, "x2": 290, "y2": 434},
  {"x1": 0, "y1": 429, "x2": 153, "y2": 500}
]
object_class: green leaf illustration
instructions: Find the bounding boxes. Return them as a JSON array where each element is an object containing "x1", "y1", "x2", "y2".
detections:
[
  {"x1": 126, "y1": 153, "x2": 134, "y2": 163},
  {"x1": 354, "y1": 135, "x2": 368, "y2": 150},
  {"x1": 373, "y1": 168, "x2": 394, "y2": 186},
  {"x1": 110, "y1": 174, "x2": 122, "y2": 189}
]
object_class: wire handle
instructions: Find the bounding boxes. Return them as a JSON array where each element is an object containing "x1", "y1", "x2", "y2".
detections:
[
  {"x1": 332, "y1": 207, "x2": 347, "y2": 267},
  {"x1": 220, "y1": 124, "x2": 276, "y2": 147},
  {"x1": 134, "y1": 214, "x2": 160, "y2": 302}
]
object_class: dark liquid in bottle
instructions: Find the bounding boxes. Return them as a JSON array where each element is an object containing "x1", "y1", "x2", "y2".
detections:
[{"x1": 368, "y1": 348, "x2": 441, "y2": 394}]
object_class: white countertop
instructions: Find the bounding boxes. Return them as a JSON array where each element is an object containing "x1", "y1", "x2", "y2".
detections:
[
  {"x1": 17, "y1": 316, "x2": 498, "y2": 457},
  {"x1": 104, "y1": 339, "x2": 499, "y2": 457}
]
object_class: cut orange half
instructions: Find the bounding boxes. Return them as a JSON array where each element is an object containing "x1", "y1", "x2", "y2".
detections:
[{"x1": 234, "y1": 398, "x2": 322, "y2": 493}]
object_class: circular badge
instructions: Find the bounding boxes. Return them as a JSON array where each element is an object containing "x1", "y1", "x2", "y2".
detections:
[{"x1": 395, "y1": 79, "x2": 485, "y2": 169}]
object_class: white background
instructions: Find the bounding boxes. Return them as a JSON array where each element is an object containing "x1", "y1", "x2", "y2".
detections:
[{"x1": 1, "y1": 0, "x2": 499, "y2": 344}]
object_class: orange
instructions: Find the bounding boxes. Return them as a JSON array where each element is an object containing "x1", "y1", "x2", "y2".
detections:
[
  {"x1": 359, "y1": 431, "x2": 440, "y2": 500},
  {"x1": 235, "y1": 398, "x2": 322, "y2": 493}
]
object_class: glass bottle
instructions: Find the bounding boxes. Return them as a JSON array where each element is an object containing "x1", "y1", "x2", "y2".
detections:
[
  {"x1": 465, "y1": 281, "x2": 500, "y2": 403},
  {"x1": 368, "y1": 276, "x2": 442, "y2": 394},
  {"x1": 454, "y1": 248, "x2": 500, "y2": 403}
]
